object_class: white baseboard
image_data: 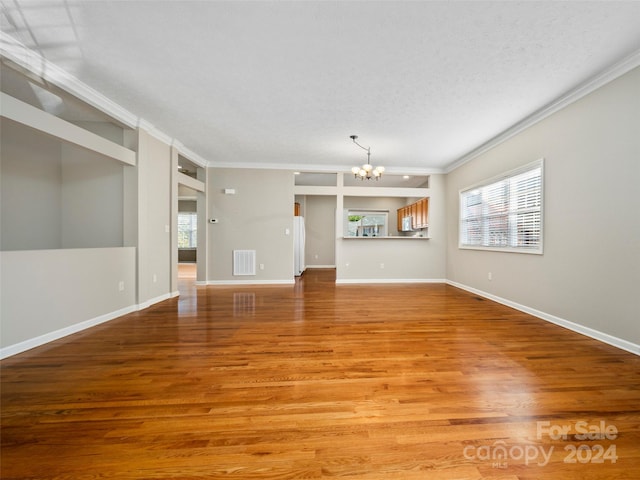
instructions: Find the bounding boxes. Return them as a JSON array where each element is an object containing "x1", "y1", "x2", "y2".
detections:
[
  {"x1": 2, "y1": 289, "x2": 183, "y2": 358},
  {"x1": 137, "y1": 292, "x2": 174, "y2": 310},
  {"x1": 4, "y1": 281, "x2": 636, "y2": 359},
  {"x1": 0, "y1": 304, "x2": 138, "y2": 359},
  {"x1": 306, "y1": 265, "x2": 336, "y2": 269},
  {"x1": 336, "y1": 278, "x2": 446, "y2": 284},
  {"x1": 446, "y1": 280, "x2": 639, "y2": 356},
  {"x1": 207, "y1": 279, "x2": 295, "y2": 285}
]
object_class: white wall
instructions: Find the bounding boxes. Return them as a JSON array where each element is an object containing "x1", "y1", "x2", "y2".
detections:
[
  {"x1": 0, "y1": 107, "x2": 139, "y2": 358},
  {"x1": 0, "y1": 121, "x2": 176, "y2": 356},
  {"x1": 207, "y1": 168, "x2": 294, "y2": 283},
  {"x1": 179, "y1": 200, "x2": 197, "y2": 212},
  {"x1": 136, "y1": 129, "x2": 173, "y2": 304},
  {"x1": 1, "y1": 118, "x2": 62, "y2": 250},
  {"x1": 445, "y1": 67, "x2": 640, "y2": 348},
  {"x1": 61, "y1": 143, "x2": 124, "y2": 248},
  {"x1": 72, "y1": 121, "x2": 125, "y2": 145},
  {"x1": 337, "y1": 174, "x2": 447, "y2": 282},
  {"x1": 0, "y1": 247, "x2": 136, "y2": 355},
  {"x1": 304, "y1": 195, "x2": 336, "y2": 267}
]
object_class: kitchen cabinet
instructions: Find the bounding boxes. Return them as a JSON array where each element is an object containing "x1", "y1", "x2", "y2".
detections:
[
  {"x1": 397, "y1": 197, "x2": 429, "y2": 231},
  {"x1": 415, "y1": 197, "x2": 429, "y2": 229},
  {"x1": 410, "y1": 203, "x2": 418, "y2": 227},
  {"x1": 414, "y1": 202, "x2": 423, "y2": 228},
  {"x1": 397, "y1": 206, "x2": 408, "y2": 231}
]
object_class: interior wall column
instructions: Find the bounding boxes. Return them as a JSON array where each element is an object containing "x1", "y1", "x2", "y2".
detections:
[
  {"x1": 170, "y1": 146, "x2": 179, "y2": 295},
  {"x1": 196, "y1": 166, "x2": 208, "y2": 284}
]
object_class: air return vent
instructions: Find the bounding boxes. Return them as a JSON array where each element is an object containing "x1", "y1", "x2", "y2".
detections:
[{"x1": 233, "y1": 250, "x2": 256, "y2": 276}]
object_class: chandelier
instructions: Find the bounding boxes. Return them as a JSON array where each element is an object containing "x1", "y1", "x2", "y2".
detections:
[{"x1": 350, "y1": 135, "x2": 385, "y2": 180}]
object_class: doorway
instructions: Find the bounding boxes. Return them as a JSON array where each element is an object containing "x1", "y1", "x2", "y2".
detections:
[{"x1": 175, "y1": 154, "x2": 206, "y2": 295}]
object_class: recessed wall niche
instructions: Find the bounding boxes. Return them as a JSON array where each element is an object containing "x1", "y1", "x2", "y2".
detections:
[{"x1": 0, "y1": 118, "x2": 126, "y2": 251}]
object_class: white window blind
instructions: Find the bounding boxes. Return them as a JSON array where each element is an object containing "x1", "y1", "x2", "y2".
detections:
[{"x1": 459, "y1": 160, "x2": 543, "y2": 254}]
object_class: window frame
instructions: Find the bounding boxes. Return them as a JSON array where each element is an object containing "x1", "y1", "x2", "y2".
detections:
[{"x1": 458, "y1": 159, "x2": 544, "y2": 254}]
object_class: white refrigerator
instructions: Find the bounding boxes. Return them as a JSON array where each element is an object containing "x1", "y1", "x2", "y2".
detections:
[{"x1": 293, "y1": 216, "x2": 306, "y2": 276}]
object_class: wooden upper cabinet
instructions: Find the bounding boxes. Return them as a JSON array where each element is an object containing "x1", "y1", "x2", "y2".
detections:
[
  {"x1": 397, "y1": 197, "x2": 429, "y2": 231},
  {"x1": 416, "y1": 197, "x2": 429, "y2": 228},
  {"x1": 410, "y1": 202, "x2": 419, "y2": 229}
]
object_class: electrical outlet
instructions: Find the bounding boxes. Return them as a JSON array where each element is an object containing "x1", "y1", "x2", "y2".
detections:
[
  {"x1": 488, "y1": 272, "x2": 492, "y2": 281},
  {"x1": 259, "y1": 263, "x2": 265, "y2": 270},
  {"x1": 153, "y1": 274, "x2": 157, "y2": 283},
  {"x1": 380, "y1": 263, "x2": 385, "y2": 269},
  {"x1": 314, "y1": 254, "x2": 319, "y2": 260},
  {"x1": 118, "y1": 281, "x2": 125, "y2": 291}
]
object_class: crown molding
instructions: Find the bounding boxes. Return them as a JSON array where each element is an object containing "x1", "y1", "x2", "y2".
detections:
[
  {"x1": 209, "y1": 160, "x2": 443, "y2": 175},
  {"x1": 209, "y1": 161, "x2": 347, "y2": 172},
  {"x1": 1, "y1": 32, "x2": 140, "y2": 129},
  {"x1": 1, "y1": 32, "x2": 214, "y2": 166},
  {"x1": 137, "y1": 118, "x2": 175, "y2": 146},
  {"x1": 175, "y1": 142, "x2": 210, "y2": 168},
  {"x1": 445, "y1": 48, "x2": 640, "y2": 174},
  {"x1": 8, "y1": 31, "x2": 635, "y2": 176},
  {"x1": 133, "y1": 123, "x2": 210, "y2": 168}
]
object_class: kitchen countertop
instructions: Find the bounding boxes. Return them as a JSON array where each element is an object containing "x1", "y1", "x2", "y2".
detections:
[{"x1": 342, "y1": 235, "x2": 430, "y2": 239}]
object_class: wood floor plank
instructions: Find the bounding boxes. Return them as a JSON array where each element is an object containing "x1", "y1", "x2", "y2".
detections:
[{"x1": 1, "y1": 269, "x2": 639, "y2": 479}]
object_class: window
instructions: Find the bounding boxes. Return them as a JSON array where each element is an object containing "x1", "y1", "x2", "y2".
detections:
[
  {"x1": 459, "y1": 159, "x2": 543, "y2": 254},
  {"x1": 344, "y1": 210, "x2": 388, "y2": 237},
  {"x1": 178, "y1": 212, "x2": 197, "y2": 248}
]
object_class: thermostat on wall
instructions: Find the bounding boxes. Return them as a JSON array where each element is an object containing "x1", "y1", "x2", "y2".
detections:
[{"x1": 224, "y1": 188, "x2": 236, "y2": 194}]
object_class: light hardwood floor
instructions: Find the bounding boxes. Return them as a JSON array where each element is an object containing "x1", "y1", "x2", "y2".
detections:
[{"x1": 2, "y1": 269, "x2": 639, "y2": 479}]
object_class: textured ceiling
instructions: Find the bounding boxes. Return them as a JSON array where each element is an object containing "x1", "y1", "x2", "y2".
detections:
[{"x1": 2, "y1": 1, "x2": 640, "y2": 173}]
